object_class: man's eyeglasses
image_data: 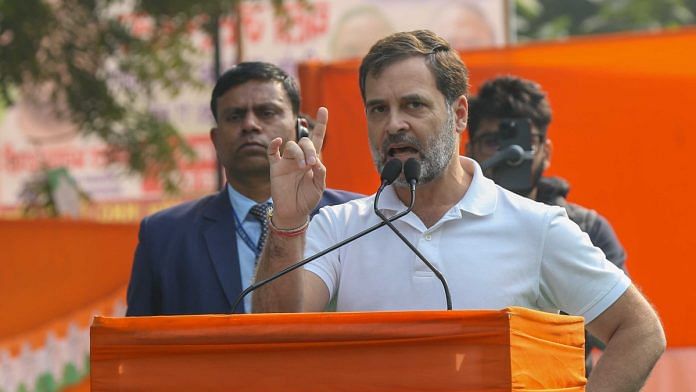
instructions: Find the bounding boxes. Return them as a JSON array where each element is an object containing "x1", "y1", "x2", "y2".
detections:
[{"x1": 471, "y1": 132, "x2": 544, "y2": 153}]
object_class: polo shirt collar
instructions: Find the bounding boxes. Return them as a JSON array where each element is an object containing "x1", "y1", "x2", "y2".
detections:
[
  {"x1": 377, "y1": 156, "x2": 497, "y2": 218},
  {"x1": 456, "y1": 156, "x2": 497, "y2": 217}
]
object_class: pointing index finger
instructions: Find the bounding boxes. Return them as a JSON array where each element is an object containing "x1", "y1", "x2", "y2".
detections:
[{"x1": 311, "y1": 107, "x2": 328, "y2": 153}]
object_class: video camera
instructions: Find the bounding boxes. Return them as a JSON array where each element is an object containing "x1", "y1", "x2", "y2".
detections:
[{"x1": 480, "y1": 118, "x2": 535, "y2": 195}]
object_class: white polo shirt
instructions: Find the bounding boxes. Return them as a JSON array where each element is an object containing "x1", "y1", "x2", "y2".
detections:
[{"x1": 304, "y1": 157, "x2": 630, "y2": 323}]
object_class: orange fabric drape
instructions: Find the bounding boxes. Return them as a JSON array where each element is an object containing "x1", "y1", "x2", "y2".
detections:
[
  {"x1": 1, "y1": 219, "x2": 137, "y2": 352},
  {"x1": 298, "y1": 28, "x2": 696, "y2": 348},
  {"x1": 90, "y1": 307, "x2": 585, "y2": 391},
  {"x1": 1, "y1": 219, "x2": 138, "y2": 391}
]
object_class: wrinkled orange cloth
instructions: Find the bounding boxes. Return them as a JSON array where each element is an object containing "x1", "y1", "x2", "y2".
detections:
[{"x1": 91, "y1": 307, "x2": 585, "y2": 391}]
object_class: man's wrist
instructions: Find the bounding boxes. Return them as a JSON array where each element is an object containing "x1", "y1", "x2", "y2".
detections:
[{"x1": 267, "y1": 207, "x2": 309, "y2": 236}]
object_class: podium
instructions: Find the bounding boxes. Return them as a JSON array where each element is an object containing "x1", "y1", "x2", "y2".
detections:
[{"x1": 90, "y1": 307, "x2": 586, "y2": 391}]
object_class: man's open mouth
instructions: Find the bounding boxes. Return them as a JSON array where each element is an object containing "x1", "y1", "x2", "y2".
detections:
[{"x1": 387, "y1": 145, "x2": 419, "y2": 157}]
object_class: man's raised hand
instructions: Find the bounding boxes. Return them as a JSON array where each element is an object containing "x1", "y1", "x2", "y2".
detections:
[{"x1": 267, "y1": 107, "x2": 328, "y2": 229}]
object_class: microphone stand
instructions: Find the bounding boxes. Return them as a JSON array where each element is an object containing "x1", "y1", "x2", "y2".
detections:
[
  {"x1": 373, "y1": 180, "x2": 453, "y2": 310},
  {"x1": 231, "y1": 181, "x2": 416, "y2": 313}
]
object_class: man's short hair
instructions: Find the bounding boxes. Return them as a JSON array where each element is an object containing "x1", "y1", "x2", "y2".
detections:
[
  {"x1": 358, "y1": 30, "x2": 469, "y2": 105},
  {"x1": 468, "y1": 76, "x2": 552, "y2": 140},
  {"x1": 210, "y1": 61, "x2": 301, "y2": 121}
]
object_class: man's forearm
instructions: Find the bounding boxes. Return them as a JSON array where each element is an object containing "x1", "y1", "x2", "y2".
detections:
[
  {"x1": 251, "y1": 231, "x2": 306, "y2": 313},
  {"x1": 586, "y1": 308, "x2": 666, "y2": 391}
]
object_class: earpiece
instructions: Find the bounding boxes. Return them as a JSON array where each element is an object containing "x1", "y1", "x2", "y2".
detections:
[{"x1": 296, "y1": 118, "x2": 309, "y2": 140}]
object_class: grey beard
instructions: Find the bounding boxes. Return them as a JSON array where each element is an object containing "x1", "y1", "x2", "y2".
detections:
[{"x1": 371, "y1": 109, "x2": 458, "y2": 187}]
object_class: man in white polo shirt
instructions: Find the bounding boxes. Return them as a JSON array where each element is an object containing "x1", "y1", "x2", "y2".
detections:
[
  {"x1": 253, "y1": 30, "x2": 665, "y2": 391},
  {"x1": 302, "y1": 156, "x2": 628, "y2": 317}
]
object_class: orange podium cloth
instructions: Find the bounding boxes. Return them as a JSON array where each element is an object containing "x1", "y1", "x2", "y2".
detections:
[{"x1": 90, "y1": 307, "x2": 585, "y2": 391}]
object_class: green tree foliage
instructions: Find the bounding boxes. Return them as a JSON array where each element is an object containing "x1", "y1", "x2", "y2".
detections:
[
  {"x1": 0, "y1": 0, "x2": 212, "y2": 193},
  {"x1": 516, "y1": 0, "x2": 696, "y2": 41},
  {"x1": 0, "y1": 0, "x2": 294, "y2": 197}
]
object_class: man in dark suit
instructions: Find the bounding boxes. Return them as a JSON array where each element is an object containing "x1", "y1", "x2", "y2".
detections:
[{"x1": 126, "y1": 62, "x2": 361, "y2": 316}]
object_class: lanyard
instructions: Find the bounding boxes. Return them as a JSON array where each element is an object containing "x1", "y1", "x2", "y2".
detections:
[{"x1": 232, "y1": 207, "x2": 262, "y2": 259}]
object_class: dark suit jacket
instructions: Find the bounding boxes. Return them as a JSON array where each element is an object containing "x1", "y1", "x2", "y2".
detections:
[{"x1": 126, "y1": 188, "x2": 362, "y2": 315}]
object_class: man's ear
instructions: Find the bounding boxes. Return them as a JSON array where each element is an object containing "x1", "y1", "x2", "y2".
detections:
[
  {"x1": 543, "y1": 137, "x2": 553, "y2": 171},
  {"x1": 453, "y1": 95, "x2": 468, "y2": 133},
  {"x1": 210, "y1": 127, "x2": 219, "y2": 151}
]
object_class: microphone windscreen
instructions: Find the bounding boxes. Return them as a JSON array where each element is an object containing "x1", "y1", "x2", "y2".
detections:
[
  {"x1": 404, "y1": 158, "x2": 421, "y2": 184},
  {"x1": 381, "y1": 159, "x2": 403, "y2": 184}
]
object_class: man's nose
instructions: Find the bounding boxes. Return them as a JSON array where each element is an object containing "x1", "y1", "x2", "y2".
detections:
[
  {"x1": 385, "y1": 110, "x2": 408, "y2": 135},
  {"x1": 241, "y1": 112, "x2": 261, "y2": 132}
]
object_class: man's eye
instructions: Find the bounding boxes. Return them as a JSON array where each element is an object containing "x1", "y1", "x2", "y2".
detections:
[
  {"x1": 260, "y1": 110, "x2": 276, "y2": 118},
  {"x1": 407, "y1": 101, "x2": 423, "y2": 109},
  {"x1": 478, "y1": 134, "x2": 500, "y2": 148},
  {"x1": 370, "y1": 105, "x2": 386, "y2": 114}
]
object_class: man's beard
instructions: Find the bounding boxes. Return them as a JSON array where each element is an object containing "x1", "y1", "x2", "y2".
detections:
[{"x1": 370, "y1": 108, "x2": 458, "y2": 187}]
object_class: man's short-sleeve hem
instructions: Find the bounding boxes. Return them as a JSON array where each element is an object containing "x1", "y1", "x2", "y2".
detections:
[
  {"x1": 581, "y1": 273, "x2": 631, "y2": 324},
  {"x1": 303, "y1": 264, "x2": 334, "y2": 301}
]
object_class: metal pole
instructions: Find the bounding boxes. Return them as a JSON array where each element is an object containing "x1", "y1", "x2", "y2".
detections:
[
  {"x1": 211, "y1": 11, "x2": 225, "y2": 190},
  {"x1": 505, "y1": 0, "x2": 517, "y2": 45},
  {"x1": 235, "y1": 2, "x2": 244, "y2": 63}
]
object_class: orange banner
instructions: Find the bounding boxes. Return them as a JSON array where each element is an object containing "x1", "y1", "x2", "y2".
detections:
[{"x1": 1, "y1": 219, "x2": 137, "y2": 391}]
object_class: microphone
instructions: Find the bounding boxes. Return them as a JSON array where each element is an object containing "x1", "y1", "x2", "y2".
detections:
[
  {"x1": 378, "y1": 158, "x2": 404, "y2": 193},
  {"x1": 479, "y1": 144, "x2": 533, "y2": 172},
  {"x1": 231, "y1": 159, "x2": 411, "y2": 313},
  {"x1": 373, "y1": 158, "x2": 453, "y2": 310},
  {"x1": 404, "y1": 157, "x2": 420, "y2": 193}
]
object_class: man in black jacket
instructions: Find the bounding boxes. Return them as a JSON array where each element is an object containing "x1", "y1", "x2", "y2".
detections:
[{"x1": 466, "y1": 75, "x2": 627, "y2": 375}]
